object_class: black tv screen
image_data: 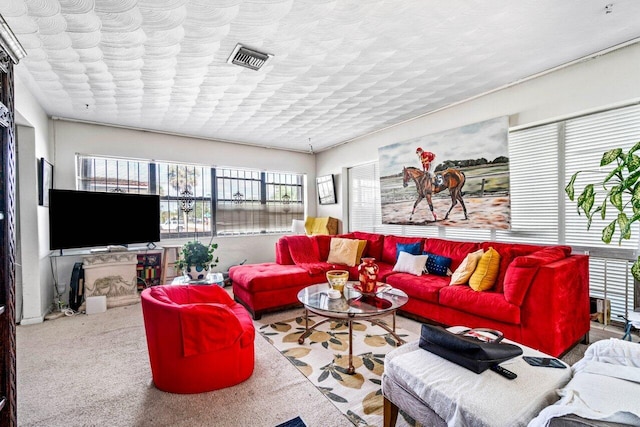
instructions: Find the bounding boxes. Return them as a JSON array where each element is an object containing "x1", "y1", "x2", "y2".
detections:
[{"x1": 49, "y1": 189, "x2": 161, "y2": 250}]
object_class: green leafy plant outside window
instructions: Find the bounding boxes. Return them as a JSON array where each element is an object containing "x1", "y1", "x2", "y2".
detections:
[{"x1": 565, "y1": 141, "x2": 640, "y2": 280}]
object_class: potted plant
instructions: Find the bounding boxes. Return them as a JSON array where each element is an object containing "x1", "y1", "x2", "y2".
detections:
[
  {"x1": 175, "y1": 240, "x2": 219, "y2": 281},
  {"x1": 565, "y1": 141, "x2": 640, "y2": 280}
]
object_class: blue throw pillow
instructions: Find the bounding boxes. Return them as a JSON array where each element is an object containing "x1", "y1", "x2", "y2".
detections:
[
  {"x1": 423, "y1": 251, "x2": 452, "y2": 276},
  {"x1": 396, "y1": 242, "x2": 422, "y2": 260}
]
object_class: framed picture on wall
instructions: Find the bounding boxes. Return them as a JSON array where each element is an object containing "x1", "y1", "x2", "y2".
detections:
[
  {"x1": 317, "y1": 174, "x2": 337, "y2": 205},
  {"x1": 38, "y1": 157, "x2": 53, "y2": 207}
]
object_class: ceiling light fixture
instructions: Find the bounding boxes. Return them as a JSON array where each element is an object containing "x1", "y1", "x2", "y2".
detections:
[{"x1": 227, "y1": 43, "x2": 273, "y2": 71}]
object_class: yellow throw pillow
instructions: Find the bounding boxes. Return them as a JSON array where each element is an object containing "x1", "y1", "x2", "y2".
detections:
[
  {"x1": 327, "y1": 238, "x2": 360, "y2": 267},
  {"x1": 469, "y1": 247, "x2": 501, "y2": 291},
  {"x1": 450, "y1": 249, "x2": 485, "y2": 285},
  {"x1": 355, "y1": 240, "x2": 367, "y2": 264}
]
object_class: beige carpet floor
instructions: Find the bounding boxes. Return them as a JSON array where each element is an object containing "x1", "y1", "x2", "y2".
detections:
[
  {"x1": 16, "y1": 300, "x2": 634, "y2": 427},
  {"x1": 17, "y1": 303, "x2": 352, "y2": 427}
]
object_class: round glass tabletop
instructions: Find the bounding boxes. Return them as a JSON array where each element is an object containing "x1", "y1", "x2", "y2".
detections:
[{"x1": 297, "y1": 282, "x2": 408, "y2": 316}]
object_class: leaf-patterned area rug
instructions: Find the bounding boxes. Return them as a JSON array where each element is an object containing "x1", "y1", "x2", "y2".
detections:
[{"x1": 256, "y1": 314, "x2": 421, "y2": 427}]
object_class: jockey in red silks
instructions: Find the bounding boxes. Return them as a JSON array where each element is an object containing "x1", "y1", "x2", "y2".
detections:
[{"x1": 416, "y1": 147, "x2": 436, "y2": 173}]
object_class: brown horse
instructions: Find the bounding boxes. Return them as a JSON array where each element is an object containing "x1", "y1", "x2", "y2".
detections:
[{"x1": 402, "y1": 166, "x2": 468, "y2": 221}]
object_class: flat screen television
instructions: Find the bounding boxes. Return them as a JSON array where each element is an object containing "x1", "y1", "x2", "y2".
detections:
[{"x1": 49, "y1": 189, "x2": 161, "y2": 251}]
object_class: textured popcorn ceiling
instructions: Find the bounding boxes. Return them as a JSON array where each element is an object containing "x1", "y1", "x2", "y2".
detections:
[{"x1": 2, "y1": 1, "x2": 640, "y2": 152}]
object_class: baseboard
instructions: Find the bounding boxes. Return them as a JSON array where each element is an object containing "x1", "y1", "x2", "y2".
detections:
[{"x1": 19, "y1": 314, "x2": 46, "y2": 325}]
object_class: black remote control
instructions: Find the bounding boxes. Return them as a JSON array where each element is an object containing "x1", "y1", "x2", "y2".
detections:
[{"x1": 490, "y1": 364, "x2": 517, "y2": 380}]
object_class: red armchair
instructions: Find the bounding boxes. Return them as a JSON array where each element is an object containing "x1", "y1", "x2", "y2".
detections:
[{"x1": 141, "y1": 285, "x2": 255, "y2": 394}]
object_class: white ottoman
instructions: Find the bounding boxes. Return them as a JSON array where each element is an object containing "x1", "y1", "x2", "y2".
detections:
[{"x1": 382, "y1": 329, "x2": 571, "y2": 427}]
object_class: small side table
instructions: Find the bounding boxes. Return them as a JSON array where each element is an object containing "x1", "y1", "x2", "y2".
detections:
[
  {"x1": 171, "y1": 272, "x2": 225, "y2": 287},
  {"x1": 160, "y1": 245, "x2": 183, "y2": 285}
]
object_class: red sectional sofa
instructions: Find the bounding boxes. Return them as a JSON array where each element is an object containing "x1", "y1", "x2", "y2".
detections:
[{"x1": 229, "y1": 231, "x2": 590, "y2": 357}]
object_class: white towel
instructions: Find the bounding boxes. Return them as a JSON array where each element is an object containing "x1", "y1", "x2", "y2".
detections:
[{"x1": 528, "y1": 339, "x2": 640, "y2": 427}]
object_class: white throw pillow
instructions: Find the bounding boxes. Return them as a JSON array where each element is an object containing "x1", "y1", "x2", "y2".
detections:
[{"x1": 393, "y1": 251, "x2": 429, "y2": 276}]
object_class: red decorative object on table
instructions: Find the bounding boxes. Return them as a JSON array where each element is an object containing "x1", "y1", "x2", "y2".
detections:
[{"x1": 358, "y1": 257, "x2": 379, "y2": 293}]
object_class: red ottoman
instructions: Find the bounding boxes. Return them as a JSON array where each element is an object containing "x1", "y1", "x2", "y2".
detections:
[{"x1": 141, "y1": 285, "x2": 255, "y2": 394}]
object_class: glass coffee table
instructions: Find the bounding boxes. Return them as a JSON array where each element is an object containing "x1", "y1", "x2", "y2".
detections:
[
  {"x1": 297, "y1": 282, "x2": 409, "y2": 374},
  {"x1": 170, "y1": 272, "x2": 225, "y2": 286}
]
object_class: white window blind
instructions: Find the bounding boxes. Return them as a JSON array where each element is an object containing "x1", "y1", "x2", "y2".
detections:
[
  {"x1": 564, "y1": 104, "x2": 640, "y2": 251},
  {"x1": 348, "y1": 162, "x2": 404, "y2": 236},
  {"x1": 506, "y1": 123, "x2": 560, "y2": 244},
  {"x1": 589, "y1": 257, "x2": 635, "y2": 321},
  {"x1": 443, "y1": 228, "x2": 492, "y2": 242},
  {"x1": 348, "y1": 162, "x2": 380, "y2": 233}
]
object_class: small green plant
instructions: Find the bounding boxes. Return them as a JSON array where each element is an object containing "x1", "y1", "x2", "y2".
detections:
[
  {"x1": 565, "y1": 141, "x2": 640, "y2": 280},
  {"x1": 175, "y1": 240, "x2": 219, "y2": 272}
]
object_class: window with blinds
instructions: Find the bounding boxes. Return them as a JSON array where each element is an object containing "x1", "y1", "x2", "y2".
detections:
[
  {"x1": 564, "y1": 105, "x2": 640, "y2": 251},
  {"x1": 76, "y1": 155, "x2": 305, "y2": 237},
  {"x1": 505, "y1": 123, "x2": 560, "y2": 244},
  {"x1": 348, "y1": 103, "x2": 640, "y2": 320},
  {"x1": 563, "y1": 105, "x2": 640, "y2": 322},
  {"x1": 214, "y1": 168, "x2": 304, "y2": 236}
]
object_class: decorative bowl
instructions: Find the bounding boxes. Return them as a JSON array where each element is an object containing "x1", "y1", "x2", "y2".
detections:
[{"x1": 326, "y1": 270, "x2": 349, "y2": 293}]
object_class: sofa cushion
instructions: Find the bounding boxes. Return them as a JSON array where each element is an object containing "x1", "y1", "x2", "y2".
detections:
[
  {"x1": 280, "y1": 235, "x2": 328, "y2": 275},
  {"x1": 327, "y1": 237, "x2": 360, "y2": 267},
  {"x1": 439, "y1": 285, "x2": 521, "y2": 324},
  {"x1": 311, "y1": 234, "x2": 333, "y2": 261},
  {"x1": 275, "y1": 238, "x2": 295, "y2": 265},
  {"x1": 393, "y1": 252, "x2": 428, "y2": 276},
  {"x1": 469, "y1": 247, "x2": 501, "y2": 291},
  {"x1": 423, "y1": 251, "x2": 453, "y2": 276},
  {"x1": 480, "y1": 241, "x2": 545, "y2": 293},
  {"x1": 502, "y1": 246, "x2": 572, "y2": 306},
  {"x1": 324, "y1": 235, "x2": 367, "y2": 267},
  {"x1": 355, "y1": 240, "x2": 367, "y2": 264},
  {"x1": 525, "y1": 246, "x2": 571, "y2": 265},
  {"x1": 423, "y1": 238, "x2": 481, "y2": 271},
  {"x1": 229, "y1": 262, "x2": 323, "y2": 293},
  {"x1": 385, "y1": 273, "x2": 449, "y2": 303},
  {"x1": 450, "y1": 249, "x2": 485, "y2": 285},
  {"x1": 375, "y1": 262, "x2": 397, "y2": 282},
  {"x1": 502, "y1": 260, "x2": 539, "y2": 306},
  {"x1": 352, "y1": 231, "x2": 385, "y2": 260},
  {"x1": 382, "y1": 235, "x2": 424, "y2": 264},
  {"x1": 396, "y1": 242, "x2": 422, "y2": 260}
]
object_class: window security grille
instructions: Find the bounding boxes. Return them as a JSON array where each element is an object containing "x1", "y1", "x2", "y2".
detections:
[{"x1": 76, "y1": 155, "x2": 304, "y2": 237}]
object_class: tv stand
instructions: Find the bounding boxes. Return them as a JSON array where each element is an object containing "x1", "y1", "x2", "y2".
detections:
[
  {"x1": 52, "y1": 246, "x2": 153, "y2": 257},
  {"x1": 89, "y1": 248, "x2": 109, "y2": 254},
  {"x1": 49, "y1": 246, "x2": 163, "y2": 311},
  {"x1": 81, "y1": 252, "x2": 139, "y2": 309}
]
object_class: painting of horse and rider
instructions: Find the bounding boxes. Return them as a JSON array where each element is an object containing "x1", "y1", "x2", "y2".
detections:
[{"x1": 377, "y1": 116, "x2": 511, "y2": 230}]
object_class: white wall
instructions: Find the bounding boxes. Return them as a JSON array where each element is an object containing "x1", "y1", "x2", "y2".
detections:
[
  {"x1": 316, "y1": 43, "x2": 640, "y2": 225},
  {"x1": 48, "y1": 120, "x2": 317, "y2": 312},
  {"x1": 14, "y1": 94, "x2": 317, "y2": 323},
  {"x1": 14, "y1": 74, "x2": 54, "y2": 325}
]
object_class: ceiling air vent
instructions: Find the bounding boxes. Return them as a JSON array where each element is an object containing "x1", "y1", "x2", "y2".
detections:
[{"x1": 227, "y1": 43, "x2": 273, "y2": 71}]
